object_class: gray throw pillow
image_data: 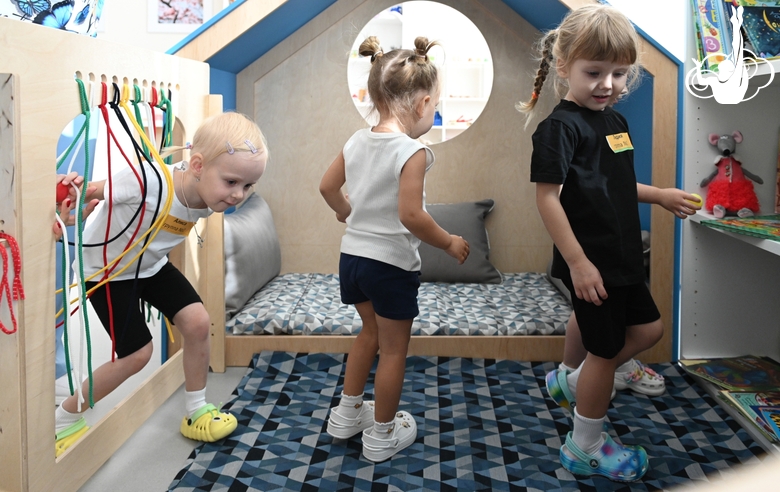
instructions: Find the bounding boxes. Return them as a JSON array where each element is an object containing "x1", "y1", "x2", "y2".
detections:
[
  {"x1": 224, "y1": 192, "x2": 281, "y2": 319},
  {"x1": 418, "y1": 199, "x2": 502, "y2": 284}
]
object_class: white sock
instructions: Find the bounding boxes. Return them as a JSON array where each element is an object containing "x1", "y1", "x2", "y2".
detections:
[
  {"x1": 616, "y1": 359, "x2": 635, "y2": 374},
  {"x1": 185, "y1": 388, "x2": 207, "y2": 417},
  {"x1": 566, "y1": 364, "x2": 583, "y2": 395},
  {"x1": 572, "y1": 408, "x2": 605, "y2": 456},
  {"x1": 371, "y1": 419, "x2": 394, "y2": 437},
  {"x1": 337, "y1": 392, "x2": 365, "y2": 418},
  {"x1": 55, "y1": 405, "x2": 83, "y2": 433},
  {"x1": 558, "y1": 362, "x2": 578, "y2": 373}
]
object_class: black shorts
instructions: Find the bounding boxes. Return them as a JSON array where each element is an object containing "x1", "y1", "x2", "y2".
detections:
[
  {"x1": 339, "y1": 253, "x2": 420, "y2": 320},
  {"x1": 86, "y1": 262, "x2": 202, "y2": 358},
  {"x1": 562, "y1": 276, "x2": 660, "y2": 359}
]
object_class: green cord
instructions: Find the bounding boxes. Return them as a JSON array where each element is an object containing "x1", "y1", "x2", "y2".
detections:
[
  {"x1": 74, "y1": 78, "x2": 95, "y2": 407},
  {"x1": 132, "y1": 84, "x2": 151, "y2": 160}
]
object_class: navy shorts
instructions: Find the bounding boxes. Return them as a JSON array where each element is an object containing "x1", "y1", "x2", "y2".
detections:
[
  {"x1": 86, "y1": 262, "x2": 202, "y2": 358},
  {"x1": 339, "y1": 253, "x2": 420, "y2": 320},
  {"x1": 562, "y1": 276, "x2": 660, "y2": 359}
]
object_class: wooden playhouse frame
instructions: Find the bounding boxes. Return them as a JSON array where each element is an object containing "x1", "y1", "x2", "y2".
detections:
[{"x1": 0, "y1": 19, "x2": 225, "y2": 492}]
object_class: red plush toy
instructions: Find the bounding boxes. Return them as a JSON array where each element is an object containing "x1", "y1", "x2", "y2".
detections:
[{"x1": 700, "y1": 131, "x2": 763, "y2": 218}]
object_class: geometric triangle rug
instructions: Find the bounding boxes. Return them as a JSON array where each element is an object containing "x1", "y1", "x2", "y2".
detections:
[{"x1": 168, "y1": 352, "x2": 767, "y2": 492}]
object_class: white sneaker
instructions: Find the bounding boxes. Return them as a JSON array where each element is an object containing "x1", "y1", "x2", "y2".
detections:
[
  {"x1": 326, "y1": 400, "x2": 375, "y2": 439},
  {"x1": 361, "y1": 411, "x2": 417, "y2": 462},
  {"x1": 614, "y1": 359, "x2": 665, "y2": 396}
]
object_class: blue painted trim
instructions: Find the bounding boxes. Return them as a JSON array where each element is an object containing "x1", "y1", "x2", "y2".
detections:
[
  {"x1": 210, "y1": 68, "x2": 236, "y2": 111},
  {"x1": 206, "y1": 0, "x2": 336, "y2": 73},
  {"x1": 168, "y1": 0, "x2": 336, "y2": 74},
  {"x1": 161, "y1": 316, "x2": 168, "y2": 364},
  {"x1": 167, "y1": 0, "x2": 247, "y2": 55},
  {"x1": 615, "y1": 73, "x2": 653, "y2": 231},
  {"x1": 501, "y1": 0, "x2": 569, "y2": 31},
  {"x1": 672, "y1": 58, "x2": 685, "y2": 362}
]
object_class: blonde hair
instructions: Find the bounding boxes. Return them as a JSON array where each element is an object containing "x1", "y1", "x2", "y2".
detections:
[
  {"x1": 517, "y1": 4, "x2": 641, "y2": 121},
  {"x1": 359, "y1": 35, "x2": 441, "y2": 125},
  {"x1": 161, "y1": 111, "x2": 268, "y2": 165}
]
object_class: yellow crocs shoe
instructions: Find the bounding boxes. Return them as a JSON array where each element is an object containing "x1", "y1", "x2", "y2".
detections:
[
  {"x1": 180, "y1": 403, "x2": 237, "y2": 442},
  {"x1": 55, "y1": 417, "x2": 89, "y2": 457}
]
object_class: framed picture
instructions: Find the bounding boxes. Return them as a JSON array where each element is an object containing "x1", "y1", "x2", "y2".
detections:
[{"x1": 148, "y1": 0, "x2": 212, "y2": 33}]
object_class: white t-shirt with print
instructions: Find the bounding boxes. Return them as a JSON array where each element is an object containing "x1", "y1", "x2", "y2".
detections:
[{"x1": 79, "y1": 161, "x2": 211, "y2": 281}]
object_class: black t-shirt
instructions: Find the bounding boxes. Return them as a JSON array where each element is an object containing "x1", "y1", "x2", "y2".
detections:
[{"x1": 530, "y1": 99, "x2": 645, "y2": 286}]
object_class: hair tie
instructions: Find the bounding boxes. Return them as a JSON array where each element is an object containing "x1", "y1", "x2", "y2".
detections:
[
  {"x1": 370, "y1": 50, "x2": 383, "y2": 63},
  {"x1": 185, "y1": 142, "x2": 192, "y2": 150},
  {"x1": 226, "y1": 142, "x2": 234, "y2": 155},
  {"x1": 531, "y1": 91, "x2": 539, "y2": 100}
]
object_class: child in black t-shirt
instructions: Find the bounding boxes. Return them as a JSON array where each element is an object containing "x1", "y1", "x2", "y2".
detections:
[{"x1": 518, "y1": 4, "x2": 700, "y2": 482}]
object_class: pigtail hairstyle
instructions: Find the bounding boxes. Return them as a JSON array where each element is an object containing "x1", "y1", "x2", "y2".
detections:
[
  {"x1": 516, "y1": 30, "x2": 557, "y2": 116},
  {"x1": 360, "y1": 35, "x2": 441, "y2": 129},
  {"x1": 517, "y1": 4, "x2": 642, "y2": 127}
]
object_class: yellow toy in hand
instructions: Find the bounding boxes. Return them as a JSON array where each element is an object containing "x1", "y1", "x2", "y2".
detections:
[{"x1": 687, "y1": 193, "x2": 702, "y2": 205}]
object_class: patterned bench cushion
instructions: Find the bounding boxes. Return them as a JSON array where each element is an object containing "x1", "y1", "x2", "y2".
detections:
[{"x1": 227, "y1": 272, "x2": 572, "y2": 336}]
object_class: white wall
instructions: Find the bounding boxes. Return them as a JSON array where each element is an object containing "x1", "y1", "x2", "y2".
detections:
[
  {"x1": 96, "y1": 0, "x2": 226, "y2": 53},
  {"x1": 607, "y1": 0, "x2": 687, "y2": 62}
]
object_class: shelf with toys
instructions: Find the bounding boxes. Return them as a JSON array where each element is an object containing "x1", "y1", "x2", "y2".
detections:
[{"x1": 679, "y1": 3, "x2": 780, "y2": 396}]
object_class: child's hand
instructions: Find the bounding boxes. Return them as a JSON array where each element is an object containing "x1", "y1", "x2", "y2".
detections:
[
  {"x1": 54, "y1": 173, "x2": 99, "y2": 238},
  {"x1": 659, "y1": 188, "x2": 702, "y2": 219},
  {"x1": 445, "y1": 235, "x2": 470, "y2": 265},
  {"x1": 569, "y1": 258, "x2": 607, "y2": 305}
]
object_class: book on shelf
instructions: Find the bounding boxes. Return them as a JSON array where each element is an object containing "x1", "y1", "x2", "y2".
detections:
[
  {"x1": 757, "y1": 405, "x2": 780, "y2": 437},
  {"x1": 718, "y1": 390, "x2": 780, "y2": 441},
  {"x1": 680, "y1": 355, "x2": 780, "y2": 391},
  {"x1": 731, "y1": 1, "x2": 780, "y2": 60},
  {"x1": 700, "y1": 214, "x2": 780, "y2": 241},
  {"x1": 692, "y1": 0, "x2": 734, "y2": 71}
]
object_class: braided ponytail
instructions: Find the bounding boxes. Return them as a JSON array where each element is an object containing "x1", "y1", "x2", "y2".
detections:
[{"x1": 516, "y1": 30, "x2": 556, "y2": 119}]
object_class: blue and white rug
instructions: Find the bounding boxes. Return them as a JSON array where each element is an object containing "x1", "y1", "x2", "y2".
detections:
[{"x1": 169, "y1": 352, "x2": 766, "y2": 491}]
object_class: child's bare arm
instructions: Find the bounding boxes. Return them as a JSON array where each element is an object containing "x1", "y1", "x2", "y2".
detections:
[
  {"x1": 398, "y1": 150, "x2": 469, "y2": 264},
  {"x1": 636, "y1": 183, "x2": 700, "y2": 219},
  {"x1": 319, "y1": 151, "x2": 351, "y2": 222},
  {"x1": 536, "y1": 182, "x2": 606, "y2": 305}
]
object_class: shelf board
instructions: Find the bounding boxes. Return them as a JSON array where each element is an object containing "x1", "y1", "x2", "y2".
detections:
[
  {"x1": 690, "y1": 212, "x2": 780, "y2": 256},
  {"x1": 687, "y1": 58, "x2": 780, "y2": 90}
]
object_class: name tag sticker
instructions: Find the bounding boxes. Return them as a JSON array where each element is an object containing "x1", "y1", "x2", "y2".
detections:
[
  {"x1": 161, "y1": 214, "x2": 195, "y2": 236},
  {"x1": 606, "y1": 133, "x2": 634, "y2": 153}
]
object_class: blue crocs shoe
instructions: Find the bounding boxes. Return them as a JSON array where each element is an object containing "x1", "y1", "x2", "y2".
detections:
[
  {"x1": 545, "y1": 368, "x2": 576, "y2": 412},
  {"x1": 560, "y1": 431, "x2": 649, "y2": 482}
]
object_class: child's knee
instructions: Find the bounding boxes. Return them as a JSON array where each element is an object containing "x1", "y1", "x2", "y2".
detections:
[
  {"x1": 648, "y1": 320, "x2": 664, "y2": 344},
  {"x1": 124, "y1": 342, "x2": 153, "y2": 372},
  {"x1": 178, "y1": 307, "x2": 211, "y2": 341}
]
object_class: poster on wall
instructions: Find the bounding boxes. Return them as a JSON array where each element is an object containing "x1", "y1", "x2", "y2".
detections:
[
  {"x1": 148, "y1": 0, "x2": 212, "y2": 33},
  {"x1": 0, "y1": 0, "x2": 104, "y2": 36}
]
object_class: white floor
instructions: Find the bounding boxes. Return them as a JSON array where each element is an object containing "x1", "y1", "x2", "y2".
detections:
[{"x1": 78, "y1": 366, "x2": 246, "y2": 492}]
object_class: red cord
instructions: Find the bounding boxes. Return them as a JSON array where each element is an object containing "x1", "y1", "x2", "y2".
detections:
[{"x1": 0, "y1": 233, "x2": 25, "y2": 335}]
